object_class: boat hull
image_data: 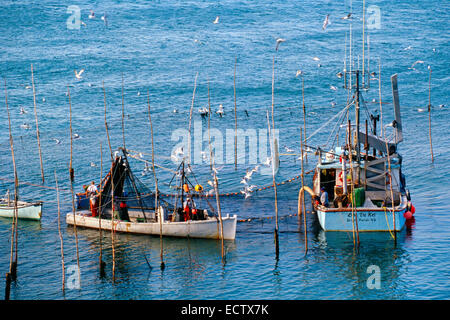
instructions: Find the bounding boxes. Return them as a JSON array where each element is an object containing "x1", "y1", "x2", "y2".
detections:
[
  {"x1": 0, "y1": 201, "x2": 42, "y2": 220},
  {"x1": 316, "y1": 206, "x2": 406, "y2": 232},
  {"x1": 66, "y1": 213, "x2": 237, "y2": 240}
]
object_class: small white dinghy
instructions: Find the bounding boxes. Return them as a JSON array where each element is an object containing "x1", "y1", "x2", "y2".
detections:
[{"x1": 0, "y1": 198, "x2": 43, "y2": 220}]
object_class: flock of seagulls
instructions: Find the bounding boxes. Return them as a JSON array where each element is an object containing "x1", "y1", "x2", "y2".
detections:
[
  {"x1": 321, "y1": 13, "x2": 353, "y2": 31},
  {"x1": 240, "y1": 165, "x2": 259, "y2": 198},
  {"x1": 197, "y1": 104, "x2": 225, "y2": 117}
]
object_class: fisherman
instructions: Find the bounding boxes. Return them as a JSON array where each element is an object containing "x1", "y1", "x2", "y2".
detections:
[
  {"x1": 86, "y1": 181, "x2": 99, "y2": 217},
  {"x1": 119, "y1": 199, "x2": 130, "y2": 221},
  {"x1": 320, "y1": 187, "x2": 329, "y2": 207},
  {"x1": 183, "y1": 197, "x2": 193, "y2": 221}
]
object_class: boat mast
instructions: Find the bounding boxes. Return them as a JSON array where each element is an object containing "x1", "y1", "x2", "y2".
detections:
[
  {"x1": 181, "y1": 161, "x2": 185, "y2": 207},
  {"x1": 355, "y1": 70, "x2": 361, "y2": 185}
]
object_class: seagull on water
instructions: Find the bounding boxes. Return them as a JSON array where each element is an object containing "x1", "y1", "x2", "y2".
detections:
[
  {"x1": 216, "y1": 104, "x2": 224, "y2": 117},
  {"x1": 19, "y1": 106, "x2": 27, "y2": 114},
  {"x1": 296, "y1": 70, "x2": 304, "y2": 77},
  {"x1": 213, "y1": 16, "x2": 219, "y2": 24},
  {"x1": 275, "y1": 38, "x2": 285, "y2": 51},
  {"x1": 74, "y1": 69, "x2": 84, "y2": 79},
  {"x1": 89, "y1": 10, "x2": 95, "y2": 19},
  {"x1": 198, "y1": 107, "x2": 208, "y2": 116},
  {"x1": 73, "y1": 133, "x2": 80, "y2": 140},
  {"x1": 330, "y1": 85, "x2": 338, "y2": 91},
  {"x1": 322, "y1": 14, "x2": 330, "y2": 30},
  {"x1": 101, "y1": 13, "x2": 107, "y2": 26},
  {"x1": 20, "y1": 123, "x2": 30, "y2": 130},
  {"x1": 284, "y1": 146, "x2": 294, "y2": 153},
  {"x1": 336, "y1": 72, "x2": 343, "y2": 78}
]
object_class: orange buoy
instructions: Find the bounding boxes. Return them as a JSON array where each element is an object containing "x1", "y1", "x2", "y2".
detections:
[{"x1": 183, "y1": 183, "x2": 189, "y2": 193}]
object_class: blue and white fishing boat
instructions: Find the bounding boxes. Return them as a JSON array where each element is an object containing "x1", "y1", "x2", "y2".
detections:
[{"x1": 299, "y1": 71, "x2": 414, "y2": 233}]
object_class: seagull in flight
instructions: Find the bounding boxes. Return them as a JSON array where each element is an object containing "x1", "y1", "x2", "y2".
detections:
[
  {"x1": 296, "y1": 70, "x2": 304, "y2": 77},
  {"x1": 52, "y1": 138, "x2": 61, "y2": 145},
  {"x1": 213, "y1": 16, "x2": 219, "y2": 24},
  {"x1": 19, "y1": 106, "x2": 27, "y2": 114},
  {"x1": 74, "y1": 69, "x2": 84, "y2": 79},
  {"x1": 330, "y1": 85, "x2": 338, "y2": 91},
  {"x1": 322, "y1": 14, "x2": 330, "y2": 30},
  {"x1": 409, "y1": 60, "x2": 424, "y2": 70},
  {"x1": 313, "y1": 57, "x2": 320, "y2": 61},
  {"x1": 275, "y1": 38, "x2": 285, "y2": 51}
]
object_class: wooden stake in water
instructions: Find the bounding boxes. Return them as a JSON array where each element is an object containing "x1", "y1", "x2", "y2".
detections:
[
  {"x1": 271, "y1": 56, "x2": 280, "y2": 260},
  {"x1": 98, "y1": 142, "x2": 105, "y2": 277},
  {"x1": 234, "y1": 57, "x2": 238, "y2": 170},
  {"x1": 208, "y1": 80, "x2": 225, "y2": 262},
  {"x1": 67, "y1": 86, "x2": 81, "y2": 286},
  {"x1": 4, "y1": 80, "x2": 19, "y2": 299},
  {"x1": 427, "y1": 66, "x2": 434, "y2": 163},
  {"x1": 31, "y1": 64, "x2": 45, "y2": 184},
  {"x1": 301, "y1": 74, "x2": 308, "y2": 163},
  {"x1": 111, "y1": 163, "x2": 116, "y2": 283},
  {"x1": 147, "y1": 90, "x2": 165, "y2": 270},
  {"x1": 54, "y1": 170, "x2": 65, "y2": 292},
  {"x1": 300, "y1": 128, "x2": 307, "y2": 255},
  {"x1": 103, "y1": 81, "x2": 113, "y2": 162}
]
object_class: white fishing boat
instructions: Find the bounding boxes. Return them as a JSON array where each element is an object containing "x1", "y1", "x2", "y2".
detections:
[
  {"x1": 66, "y1": 209, "x2": 237, "y2": 240},
  {"x1": 67, "y1": 150, "x2": 237, "y2": 240},
  {"x1": 0, "y1": 197, "x2": 43, "y2": 220},
  {"x1": 299, "y1": 72, "x2": 414, "y2": 233}
]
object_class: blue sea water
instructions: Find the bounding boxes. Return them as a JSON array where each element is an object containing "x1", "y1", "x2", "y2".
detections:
[{"x1": 0, "y1": 0, "x2": 449, "y2": 300}]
